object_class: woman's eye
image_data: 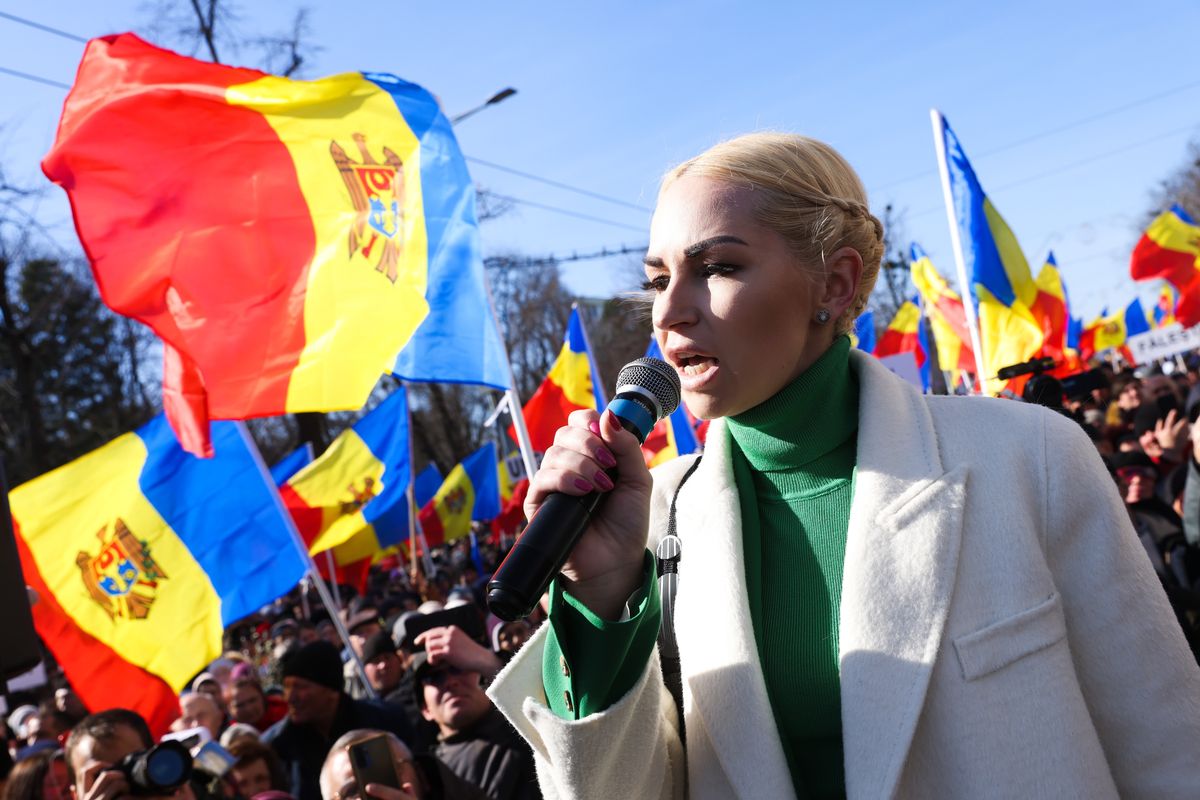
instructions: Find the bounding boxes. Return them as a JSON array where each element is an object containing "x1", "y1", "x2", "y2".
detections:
[
  {"x1": 703, "y1": 263, "x2": 737, "y2": 278},
  {"x1": 641, "y1": 275, "x2": 669, "y2": 292}
]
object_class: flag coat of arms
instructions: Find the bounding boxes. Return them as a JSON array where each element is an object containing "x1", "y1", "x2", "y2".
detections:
[
  {"x1": 11, "y1": 417, "x2": 307, "y2": 734},
  {"x1": 418, "y1": 442, "x2": 502, "y2": 548},
  {"x1": 934, "y1": 112, "x2": 1043, "y2": 392},
  {"x1": 42, "y1": 34, "x2": 482, "y2": 455},
  {"x1": 514, "y1": 307, "x2": 605, "y2": 452}
]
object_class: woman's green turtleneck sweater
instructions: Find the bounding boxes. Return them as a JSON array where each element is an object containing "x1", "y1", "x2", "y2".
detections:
[{"x1": 541, "y1": 336, "x2": 859, "y2": 799}]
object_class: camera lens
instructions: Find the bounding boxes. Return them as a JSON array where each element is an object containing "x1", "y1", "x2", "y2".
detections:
[{"x1": 145, "y1": 745, "x2": 189, "y2": 787}]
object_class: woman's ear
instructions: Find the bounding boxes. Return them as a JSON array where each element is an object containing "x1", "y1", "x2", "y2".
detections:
[{"x1": 821, "y1": 246, "x2": 864, "y2": 318}]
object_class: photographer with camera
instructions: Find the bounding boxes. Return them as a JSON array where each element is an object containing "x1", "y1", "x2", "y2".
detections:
[{"x1": 65, "y1": 710, "x2": 193, "y2": 800}]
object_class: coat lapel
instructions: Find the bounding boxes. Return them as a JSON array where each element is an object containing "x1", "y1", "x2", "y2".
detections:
[
  {"x1": 839, "y1": 352, "x2": 967, "y2": 799},
  {"x1": 673, "y1": 421, "x2": 797, "y2": 800}
]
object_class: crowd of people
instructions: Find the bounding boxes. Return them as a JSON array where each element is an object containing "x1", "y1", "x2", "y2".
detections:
[{"x1": 4, "y1": 356, "x2": 1200, "y2": 800}]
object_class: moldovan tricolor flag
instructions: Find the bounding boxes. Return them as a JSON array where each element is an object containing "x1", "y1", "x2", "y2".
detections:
[
  {"x1": 11, "y1": 417, "x2": 307, "y2": 735},
  {"x1": 279, "y1": 389, "x2": 411, "y2": 557},
  {"x1": 1155, "y1": 284, "x2": 1178, "y2": 328},
  {"x1": 933, "y1": 112, "x2": 1043, "y2": 393},
  {"x1": 418, "y1": 442, "x2": 502, "y2": 548},
  {"x1": 42, "y1": 34, "x2": 480, "y2": 456},
  {"x1": 909, "y1": 244, "x2": 975, "y2": 372},
  {"x1": 1130, "y1": 205, "x2": 1200, "y2": 326},
  {"x1": 1030, "y1": 253, "x2": 1070, "y2": 361},
  {"x1": 875, "y1": 298, "x2": 930, "y2": 391},
  {"x1": 515, "y1": 307, "x2": 605, "y2": 452},
  {"x1": 641, "y1": 339, "x2": 700, "y2": 467}
]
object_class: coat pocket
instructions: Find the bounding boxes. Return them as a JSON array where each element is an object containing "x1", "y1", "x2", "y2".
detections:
[{"x1": 953, "y1": 592, "x2": 1067, "y2": 681}]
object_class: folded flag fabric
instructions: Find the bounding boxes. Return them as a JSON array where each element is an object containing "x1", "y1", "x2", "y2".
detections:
[
  {"x1": 641, "y1": 339, "x2": 700, "y2": 467},
  {"x1": 513, "y1": 306, "x2": 605, "y2": 452},
  {"x1": 1155, "y1": 284, "x2": 1178, "y2": 328},
  {"x1": 1130, "y1": 205, "x2": 1200, "y2": 327},
  {"x1": 1030, "y1": 252, "x2": 1070, "y2": 361},
  {"x1": 909, "y1": 243, "x2": 975, "y2": 372},
  {"x1": 1079, "y1": 299, "x2": 1149, "y2": 363},
  {"x1": 270, "y1": 444, "x2": 314, "y2": 485},
  {"x1": 419, "y1": 442, "x2": 502, "y2": 548},
  {"x1": 874, "y1": 300, "x2": 925, "y2": 363},
  {"x1": 851, "y1": 310, "x2": 876, "y2": 353},
  {"x1": 43, "y1": 34, "x2": 479, "y2": 455},
  {"x1": 933, "y1": 112, "x2": 1043, "y2": 392},
  {"x1": 11, "y1": 417, "x2": 306, "y2": 734},
  {"x1": 279, "y1": 388, "x2": 410, "y2": 556}
]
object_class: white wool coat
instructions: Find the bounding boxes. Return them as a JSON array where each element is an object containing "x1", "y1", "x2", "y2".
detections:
[{"x1": 488, "y1": 350, "x2": 1200, "y2": 799}]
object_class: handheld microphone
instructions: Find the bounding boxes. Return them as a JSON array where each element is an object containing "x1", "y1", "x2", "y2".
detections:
[{"x1": 486, "y1": 357, "x2": 681, "y2": 621}]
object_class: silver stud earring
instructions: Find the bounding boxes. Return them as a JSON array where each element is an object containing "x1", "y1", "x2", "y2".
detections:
[{"x1": 815, "y1": 308, "x2": 832, "y2": 325}]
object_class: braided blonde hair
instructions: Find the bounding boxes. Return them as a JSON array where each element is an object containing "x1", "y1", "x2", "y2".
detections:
[{"x1": 662, "y1": 132, "x2": 883, "y2": 335}]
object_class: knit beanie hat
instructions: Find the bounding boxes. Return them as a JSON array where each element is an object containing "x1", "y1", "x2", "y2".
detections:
[{"x1": 280, "y1": 640, "x2": 342, "y2": 691}]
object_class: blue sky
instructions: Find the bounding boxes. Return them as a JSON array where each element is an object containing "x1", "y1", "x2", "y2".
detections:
[{"x1": 2, "y1": 0, "x2": 1198, "y2": 321}]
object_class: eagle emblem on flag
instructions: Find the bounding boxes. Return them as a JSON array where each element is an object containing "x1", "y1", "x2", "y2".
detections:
[
  {"x1": 331, "y1": 133, "x2": 406, "y2": 283},
  {"x1": 76, "y1": 519, "x2": 168, "y2": 621}
]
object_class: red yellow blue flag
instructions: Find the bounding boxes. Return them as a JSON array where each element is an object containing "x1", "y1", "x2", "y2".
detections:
[
  {"x1": 641, "y1": 339, "x2": 700, "y2": 467},
  {"x1": 279, "y1": 388, "x2": 410, "y2": 557},
  {"x1": 42, "y1": 35, "x2": 480, "y2": 455},
  {"x1": 418, "y1": 442, "x2": 502, "y2": 548},
  {"x1": 11, "y1": 417, "x2": 307, "y2": 734},
  {"x1": 875, "y1": 298, "x2": 930, "y2": 391},
  {"x1": 909, "y1": 244, "x2": 976, "y2": 372},
  {"x1": 515, "y1": 306, "x2": 605, "y2": 452},
  {"x1": 934, "y1": 113, "x2": 1043, "y2": 393},
  {"x1": 1030, "y1": 252, "x2": 1070, "y2": 361},
  {"x1": 1130, "y1": 205, "x2": 1200, "y2": 326},
  {"x1": 1155, "y1": 284, "x2": 1178, "y2": 328}
]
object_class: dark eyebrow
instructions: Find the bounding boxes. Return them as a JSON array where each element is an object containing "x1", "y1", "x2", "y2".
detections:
[{"x1": 643, "y1": 235, "x2": 749, "y2": 268}]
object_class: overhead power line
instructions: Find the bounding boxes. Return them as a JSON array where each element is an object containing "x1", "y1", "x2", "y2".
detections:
[
  {"x1": 489, "y1": 192, "x2": 647, "y2": 233},
  {"x1": 0, "y1": 11, "x2": 89, "y2": 43},
  {"x1": 486, "y1": 243, "x2": 648, "y2": 269},
  {"x1": 467, "y1": 155, "x2": 652, "y2": 214},
  {"x1": 0, "y1": 65, "x2": 70, "y2": 90},
  {"x1": 872, "y1": 77, "x2": 1200, "y2": 194}
]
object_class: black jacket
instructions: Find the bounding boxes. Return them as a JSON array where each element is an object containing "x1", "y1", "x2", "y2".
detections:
[
  {"x1": 433, "y1": 707, "x2": 540, "y2": 800},
  {"x1": 263, "y1": 694, "x2": 415, "y2": 800}
]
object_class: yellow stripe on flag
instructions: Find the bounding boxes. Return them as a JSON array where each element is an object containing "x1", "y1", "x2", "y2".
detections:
[
  {"x1": 431, "y1": 463, "x2": 476, "y2": 544},
  {"x1": 225, "y1": 74, "x2": 430, "y2": 412},
  {"x1": 547, "y1": 346, "x2": 597, "y2": 409},
  {"x1": 294, "y1": 430, "x2": 385, "y2": 554},
  {"x1": 10, "y1": 434, "x2": 223, "y2": 692}
]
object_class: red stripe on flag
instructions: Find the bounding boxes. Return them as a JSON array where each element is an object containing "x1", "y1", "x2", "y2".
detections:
[
  {"x1": 512, "y1": 380, "x2": 588, "y2": 452},
  {"x1": 41, "y1": 35, "x2": 315, "y2": 418},
  {"x1": 279, "y1": 482, "x2": 326, "y2": 549},
  {"x1": 14, "y1": 521, "x2": 178, "y2": 736}
]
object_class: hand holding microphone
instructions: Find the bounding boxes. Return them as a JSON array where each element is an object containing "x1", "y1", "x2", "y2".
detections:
[{"x1": 486, "y1": 358, "x2": 681, "y2": 621}]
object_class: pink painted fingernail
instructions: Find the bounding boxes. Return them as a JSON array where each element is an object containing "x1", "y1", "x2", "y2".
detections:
[
  {"x1": 574, "y1": 477, "x2": 593, "y2": 492},
  {"x1": 593, "y1": 471, "x2": 614, "y2": 491},
  {"x1": 588, "y1": 421, "x2": 601, "y2": 436},
  {"x1": 596, "y1": 447, "x2": 617, "y2": 468}
]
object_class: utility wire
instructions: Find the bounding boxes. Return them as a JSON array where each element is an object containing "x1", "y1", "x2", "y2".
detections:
[
  {"x1": 873, "y1": 77, "x2": 1200, "y2": 194},
  {"x1": 467, "y1": 155, "x2": 652, "y2": 214},
  {"x1": 0, "y1": 11, "x2": 89, "y2": 43},
  {"x1": 0, "y1": 65, "x2": 70, "y2": 90},
  {"x1": 488, "y1": 191, "x2": 647, "y2": 233},
  {"x1": 486, "y1": 243, "x2": 648, "y2": 269}
]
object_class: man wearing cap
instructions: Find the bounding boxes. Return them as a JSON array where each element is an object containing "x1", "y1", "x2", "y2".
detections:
[
  {"x1": 342, "y1": 602, "x2": 383, "y2": 700},
  {"x1": 414, "y1": 653, "x2": 538, "y2": 800},
  {"x1": 361, "y1": 631, "x2": 437, "y2": 754},
  {"x1": 263, "y1": 641, "x2": 415, "y2": 800}
]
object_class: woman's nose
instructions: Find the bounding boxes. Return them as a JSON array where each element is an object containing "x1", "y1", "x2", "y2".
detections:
[{"x1": 653, "y1": 274, "x2": 699, "y2": 331}]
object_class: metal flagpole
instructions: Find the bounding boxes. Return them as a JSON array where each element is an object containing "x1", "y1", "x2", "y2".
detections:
[
  {"x1": 481, "y1": 270, "x2": 539, "y2": 481},
  {"x1": 401, "y1": 382, "x2": 437, "y2": 577},
  {"x1": 323, "y1": 550, "x2": 342, "y2": 609},
  {"x1": 574, "y1": 301, "x2": 609, "y2": 406},
  {"x1": 234, "y1": 422, "x2": 378, "y2": 701},
  {"x1": 931, "y1": 109, "x2": 989, "y2": 395}
]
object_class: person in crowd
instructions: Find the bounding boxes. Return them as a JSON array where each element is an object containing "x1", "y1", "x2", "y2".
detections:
[
  {"x1": 219, "y1": 724, "x2": 260, "y2": 750},
  {"x1": 361, "y1": 633, "x2": 405, "y2": 702},
  {"x1": 177, "y1": 693, "x2": 223, "y2": 741},
  {"x1": 262, "y1": 641, "x2": 414, "y2": 800},
  {"x1": 341, "y1": 603, "x2": 384, "y2": 700},
  {"x1": 7, "y1": 709, "x2": 38, "y2": 749},
  {"x1": 486, "y1": 131, "x2": 1200, "y2": 798},
  {"x1": 316, "y1": 621, "x2": 340, "y2": 651},
  {"x1": 415, "y1": 654, "x2": 538, "y2": 800},
  {"x1": 1, "y1": 750, "x2": 70, "y2": 800},
  {"x1": 228, "y1": 679, "x2": 287, "y2": 733},
  {"x1": 490, "y1": 622, "x2": 531, "y2": 662},
  {"x1": 1107, "y1": 376, "x2": 1143, "y2": 429},
  {"x1": 64, "y1": 709, "x2": 178, "y2": 800},
  {"x1": 53, "y1": 690, "x2": 87, "y2": 726},
  {"x1": 227, "y1": 739, "x2": 287, "y2": 799},
  {"x1": 190, "y1": 675, "x2": 227, "y2": 717},
  {"x1": 317, "y1": 729, "x2": 485, "y2": 800}
]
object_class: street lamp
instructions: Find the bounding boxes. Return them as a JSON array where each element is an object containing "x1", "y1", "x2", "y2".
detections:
[{"x1": 451, "y1": 87, "x2": 517, "y2": 125}]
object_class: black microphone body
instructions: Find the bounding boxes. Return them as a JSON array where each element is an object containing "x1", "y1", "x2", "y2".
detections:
[{"x1": 486, "y1": 358, "x2": 680, "y2": 621}]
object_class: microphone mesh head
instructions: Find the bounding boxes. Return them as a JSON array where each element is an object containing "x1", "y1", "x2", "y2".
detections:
[{"x1": 616, "y1": 357, "x2": 681, "y2": 419}]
